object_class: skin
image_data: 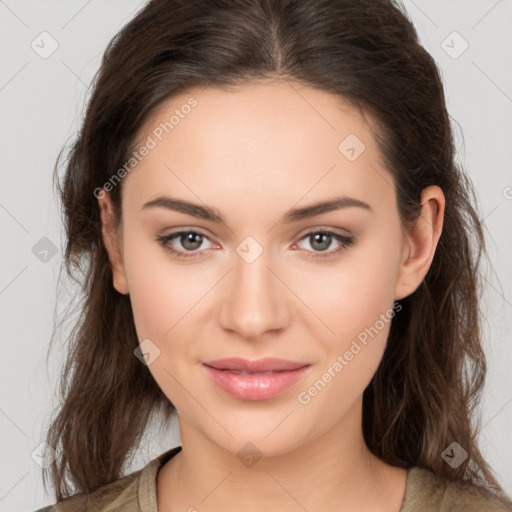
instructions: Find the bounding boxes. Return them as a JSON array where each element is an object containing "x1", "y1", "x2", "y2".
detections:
[{"x1": 98, "y1": 80, "x2": 445, "y2": 512}]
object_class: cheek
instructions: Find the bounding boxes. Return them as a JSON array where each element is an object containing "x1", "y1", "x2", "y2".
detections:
[
  {"x1": 121, "y1": 233, "x2": 199, "y2": 341},
  {"x1": 299, "y1": 236, "x2": 399, "y2": 337},
  {"x1": 297, "y1": 231, "x2": 401, "y2": 384},
  {"x1": 295, "y1": 270, "x2": 398, "y2": 417}
]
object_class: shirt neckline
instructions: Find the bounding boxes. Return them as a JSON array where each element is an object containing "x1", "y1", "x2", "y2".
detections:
[
  {"x1": 138, "y1": 445, "x2": 183, "y2": 512},
  {"x1": 138, "y1": 446, "x2": 422, "y2": 512}
]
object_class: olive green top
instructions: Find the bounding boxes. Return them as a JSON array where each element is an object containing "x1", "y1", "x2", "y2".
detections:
[{"x1": 35, "y1": 445, "x2": 512, "y2": 511}]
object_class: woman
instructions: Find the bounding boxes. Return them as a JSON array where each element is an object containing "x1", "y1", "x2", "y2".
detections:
[{"x1": 36, "y1": 0, "x2": 512, "y2": 510}]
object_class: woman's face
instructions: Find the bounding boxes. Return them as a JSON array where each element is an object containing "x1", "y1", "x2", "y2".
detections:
[{"x1": 100, "y1": 80, "x2": 441, "y2": 457}]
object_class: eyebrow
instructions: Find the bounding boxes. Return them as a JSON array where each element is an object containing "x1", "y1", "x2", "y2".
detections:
[{"x1": 141, "y1": 195, "x2": 373, "y2": 224}]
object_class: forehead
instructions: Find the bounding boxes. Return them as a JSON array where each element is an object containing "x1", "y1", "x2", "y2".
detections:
[
  {"x1": 124, "y1": 80, "x2": 394, "y2": 220},
  {"x1": 135, "y1": 80, "x2": 375, "y2": 151}
]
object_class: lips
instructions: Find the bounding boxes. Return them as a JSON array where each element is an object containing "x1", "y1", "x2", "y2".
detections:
[
  {"x1": 203, "y1": 357, "x2": 309, "y2": 373},
  {"x1": 202, "y1": 357, "x2": 312, "y2": 400}
]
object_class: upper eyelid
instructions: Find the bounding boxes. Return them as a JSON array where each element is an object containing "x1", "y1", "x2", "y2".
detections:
[{"x1": 295, "y1": 226, "x2": 352, "y2": 239}]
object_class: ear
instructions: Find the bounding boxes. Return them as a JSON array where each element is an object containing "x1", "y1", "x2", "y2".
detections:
[
  {"x1": 97, "y1": 190, "x2": 129, "y2": 295},
  {"x1": 394, "y1": 185, "x2": 445, "y2": 301}
]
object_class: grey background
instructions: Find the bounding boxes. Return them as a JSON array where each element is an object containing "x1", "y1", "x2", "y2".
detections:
[{"x1": 1, "y1": 1, "x2": 511, "y2": 510}]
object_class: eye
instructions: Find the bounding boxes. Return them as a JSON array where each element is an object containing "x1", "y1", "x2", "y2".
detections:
[
  {"x1": 294, "y1": 230, "x2": 355, "y2": 259},
  {"x1": 156, "y1": 230, "x2": 216, "y2": 259},
  {"x1": 156, "y1": 228, "x2": 355, "y2": 260}
]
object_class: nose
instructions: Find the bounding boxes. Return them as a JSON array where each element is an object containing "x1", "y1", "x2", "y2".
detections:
[{"x1": 217, "y1": 247, "x2": 291, "y2": 340}]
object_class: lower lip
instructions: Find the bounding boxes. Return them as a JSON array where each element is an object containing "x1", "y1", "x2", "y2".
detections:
[{"x1": 203, "y1": 364, "x2": 311, "y2": 400}]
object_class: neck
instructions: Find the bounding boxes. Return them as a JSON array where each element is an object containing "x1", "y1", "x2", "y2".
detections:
[{"x1": 157, "y1": 400, "x2": 407, "y2": 512}]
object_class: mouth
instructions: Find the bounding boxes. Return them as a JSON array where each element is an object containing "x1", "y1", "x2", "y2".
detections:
[{"x1": 202, "y1": 357, "x2": 311, "y2": 400}]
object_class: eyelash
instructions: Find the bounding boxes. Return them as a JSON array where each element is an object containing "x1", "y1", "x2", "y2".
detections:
[{"x1": 156, "y1": 229, "x2": 355, "y2": 260}]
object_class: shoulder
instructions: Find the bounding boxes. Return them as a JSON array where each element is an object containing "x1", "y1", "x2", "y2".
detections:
[
  {"x1": 33, "y1": 446, "x2": 182, "y2": 512},
  {"x1": 403, "y1": 467, "x2": 512, "y2": 512},
  {"x1": 32, "y1": 468, "x2": 142, "y2": 512}
]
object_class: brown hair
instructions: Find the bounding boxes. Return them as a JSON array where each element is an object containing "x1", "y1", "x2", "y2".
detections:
[{"x1": 43, "y1": 0, "x2": 507, "y2": 501}]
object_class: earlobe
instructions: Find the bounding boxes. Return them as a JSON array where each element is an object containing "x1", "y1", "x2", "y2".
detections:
[
  {"x1": 98, "y1": 190, "x2": 129, "y2": 295},
  {"x1": 394, "y1": 186, "x2": 445, "y2": 301}
]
